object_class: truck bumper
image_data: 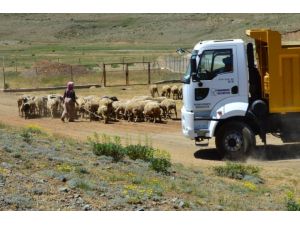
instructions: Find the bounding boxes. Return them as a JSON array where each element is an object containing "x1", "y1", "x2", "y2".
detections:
[{"x1": 181, "y1": 107, "x2": 196, "y2": 139}]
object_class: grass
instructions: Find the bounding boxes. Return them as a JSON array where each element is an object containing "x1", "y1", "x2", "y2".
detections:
[
  {"x1": 0, "y1": 123, "x2": 299, "y2": 210},
  {"x1": 2, "y1": 14, "x2": 300, "y2": 89}
]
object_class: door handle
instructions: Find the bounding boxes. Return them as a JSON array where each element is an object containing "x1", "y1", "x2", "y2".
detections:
[{"x1": 231, "y1": 86, "x2": 238, "y2": 94}]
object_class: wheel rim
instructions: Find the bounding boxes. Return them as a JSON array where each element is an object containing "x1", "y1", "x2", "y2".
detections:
[{"x1": 224, "y1": 133, "x2": 243, "y2": 152}]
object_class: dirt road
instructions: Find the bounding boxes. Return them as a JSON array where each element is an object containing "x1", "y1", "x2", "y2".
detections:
[{"x1": 1, "y1": 92, "x2": 300, "y2": 171}]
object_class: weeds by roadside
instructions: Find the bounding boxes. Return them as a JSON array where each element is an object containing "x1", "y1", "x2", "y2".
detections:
[
  {"x1": 286, "y1": 191, "x2": 300, "y2": 211},
  {"x1": 89, "y1": 133, "x2": 171, "y2": 174},
  {"x1": 19, "y1": 124, "x2": 44, "y2": 144}
]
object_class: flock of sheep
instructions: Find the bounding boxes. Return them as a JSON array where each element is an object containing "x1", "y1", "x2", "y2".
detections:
[{"x1": 17, "y1": 84, "x2": 182, "y2": 124}]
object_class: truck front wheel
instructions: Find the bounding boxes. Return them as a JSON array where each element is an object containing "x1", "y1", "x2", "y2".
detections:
[{"x1": 215, "y1": 121, "x2": 255, "y2": 160}]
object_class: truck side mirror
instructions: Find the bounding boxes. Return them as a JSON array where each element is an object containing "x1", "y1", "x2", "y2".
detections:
[{"x1": 191, "y1": 57, "x2": 197, "y2": 76}]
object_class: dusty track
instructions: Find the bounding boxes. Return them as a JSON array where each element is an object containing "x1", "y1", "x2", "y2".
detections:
[{"x1": 1, "y1": 92, "x2": 300, "y2": 171}]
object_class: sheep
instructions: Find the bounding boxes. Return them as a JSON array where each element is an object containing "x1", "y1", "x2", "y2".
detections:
[
  {"x1": 160, "y1": 99, "x2": 177, "y2": 119},
  {"x1": 178, "y1": 85, "x2": 183, "y2": 99},
  {"x1": 97, "y1": 105, "x2": 109, "y2": 124},
  {"x1": 75, "y1": 96, "x2": 87, "y2": 119},
  {"x1": 131, "y1": 95, "x2": 153, "y2": 101},
  {"x1": 171, "y1": 85, "x2": 179, "y2": 100},
  {"x1": 20, "y1": 99, "x2": 37, "y2": 119},
  {"x1": 113, "y1": 100, "x2": 130, "y2": 120},
  {"x1": 161, "y1": 85, "x2": 171, "y2": 98},
  {"x1": 149, "y1": 84, "x2": 159, "y2": 98},
  {"x1": 143, "y1": 101, "x2": 162, "y2": 123},
  {"x1": 83, "y1": 97, "x2": 101, "y2": 121},
  {"x1": 34, "y1": 96, "x2": 48, "y2": 117},
  {"x1": 101, "y1": 96, "x2": 119, "y2": 102},
  {"x1": 152, "y1": 96, "x2": 167, "y2": 103},
  {"x1": 17, "y1": 95, "x2": 33, "y2": 117},
  {"x1": 47, "y1": 96, "x2": 63, "y2": 118},
  {"x1": 97, "y1": 97, "x2": 113, "y2": 123},
  {"x1": 125, "y1": 100, "x2": 152, "y2": 122}
]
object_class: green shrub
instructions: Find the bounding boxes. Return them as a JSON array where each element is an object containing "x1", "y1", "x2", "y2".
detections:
[
  {"x1": 150, "y1": 157, "x2": 171, "y2": 175},
  {"x1": 286, "y1": 191, "x2": 300, "y2": 211},
  {"x1": 89, "y1": 133, "x2": 172, "y2": 173},
  {"x1": 125, "y1": 144, "x2": 154, "y2": 161},
  {"x1": 213, "y1": 162, "x2": 260, "y2": 180},
  {"x1": 92, "y1": 142, "x2": 125, "y2": 162},
  {"x1": 20, "y1": 129, "x2": 33, "y2": 144}
]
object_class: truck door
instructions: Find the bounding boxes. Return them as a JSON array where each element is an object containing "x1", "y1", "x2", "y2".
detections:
[{"x1": 194, "y1": 47, "x2": 238, "y2": 113}]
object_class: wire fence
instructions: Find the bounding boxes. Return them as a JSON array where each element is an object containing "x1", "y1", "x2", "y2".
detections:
[{"x1": 0, "y1": 54, "x2": 190, "y2": 89}]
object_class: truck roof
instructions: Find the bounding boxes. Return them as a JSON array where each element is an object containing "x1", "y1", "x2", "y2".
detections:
[{"x1": 194, "y1": 39, "x2": 244, "y2": 51}]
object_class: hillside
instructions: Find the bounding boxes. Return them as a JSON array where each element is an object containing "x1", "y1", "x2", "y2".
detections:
[{"x1": 0, "y1": 14, "x2": 300, "y2": 49}]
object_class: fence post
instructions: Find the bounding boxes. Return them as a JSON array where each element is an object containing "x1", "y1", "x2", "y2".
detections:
[
  {"x1": 103, "y1": 64, "x2": 106, "y2": 87},
  {"x1": 125, "y1": 63, "x2": 129, "y2": 86},
  {"x1": 147, "y1": 62, "x2": 151, "y2": 84}
]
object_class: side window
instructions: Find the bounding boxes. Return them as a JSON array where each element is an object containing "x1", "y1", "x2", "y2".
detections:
[{"x1": 198, "y1": 49, "x2": 233, "y2": 80}]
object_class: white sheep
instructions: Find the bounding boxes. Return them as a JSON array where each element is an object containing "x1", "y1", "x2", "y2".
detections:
[
  {"x1": 149, "y1": 84, "x2": 159, "y2": 97},
  {"x1": 97, "y1": 97, "x2": 113, "y2": 123},
  {"x1": 47, "y1": 96, "x2": 63, "y2": 118},
  {"x1": 125, "y1": 100, "x2": 152, "y2": 122},
  {"x1": 171, "y1": 85, "x2": 179, "y2": 100},
  {"x1": 161, "y1": 85, "x2": 171, "y2": 98},
  {"x1": 160, "y1": 99, "x2": 177, "y2": 119},
  {"x1": 113, "y1": 100, "x2": 130, "y2": 120},
  {"x1": 143, "y1": 101, "x2": 162, "y2": 123},
  {"x1": 152, "y1": 96, "x2": 167, "y2": 103}
]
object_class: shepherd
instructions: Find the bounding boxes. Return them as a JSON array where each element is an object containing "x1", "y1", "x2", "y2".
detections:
[{"x1": 61, "y1": 81, "x2": 78, "y2": 122}]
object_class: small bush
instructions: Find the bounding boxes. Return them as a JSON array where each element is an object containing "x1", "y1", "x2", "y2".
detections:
[
  {"x1": 20, "y1": 129, "x2": 33, "y2": 144},
  {"x1": 92, "y1": 142, "x2": 125, "y2": 162},
  {"x1": 150, "y1": 157, "x2": 171, "y2": 175},
  {"x1": 20, "y1": 125, "x2": 43, "y2": 144},
  {"x1": 125, "y1": 144, "x2": 154, "y2": 161},
  {"x1": 286, "y1": 191, "x2": 300, "y2": 211},
  {"x1": 213, "y1": 162, "x2": 260, "y2": 180}
]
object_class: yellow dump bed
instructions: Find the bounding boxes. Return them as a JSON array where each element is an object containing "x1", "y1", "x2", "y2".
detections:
[{"x1": 246, "y1": 29, "x2": 300, "y2": 113}]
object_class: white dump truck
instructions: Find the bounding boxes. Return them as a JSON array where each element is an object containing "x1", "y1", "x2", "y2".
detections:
[{"x1": 181, "y1": 29, "x2": 300, "y2": 159}]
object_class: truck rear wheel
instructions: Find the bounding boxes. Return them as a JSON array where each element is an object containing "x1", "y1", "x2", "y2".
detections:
[{"x1": 215, "y1": 121, "x2": 255, "y2": 161}]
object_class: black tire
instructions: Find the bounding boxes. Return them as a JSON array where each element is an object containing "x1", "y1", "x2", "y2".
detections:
[{"x1": 215, "y1": 121, "x2": 256, "y2": 161}]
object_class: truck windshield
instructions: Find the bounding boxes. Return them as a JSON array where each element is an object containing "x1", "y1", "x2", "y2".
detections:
[{"x1": 182, "y1": 50, "x2": 198, "y2": 83}]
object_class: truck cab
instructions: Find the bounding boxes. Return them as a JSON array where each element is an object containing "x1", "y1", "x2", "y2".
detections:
[
  {"x1": 181, "y1": 29, "x2": 300, "y2": 160},
  {"x1": 181, "y1": 39, "x2": 249, "y2": 139}
]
